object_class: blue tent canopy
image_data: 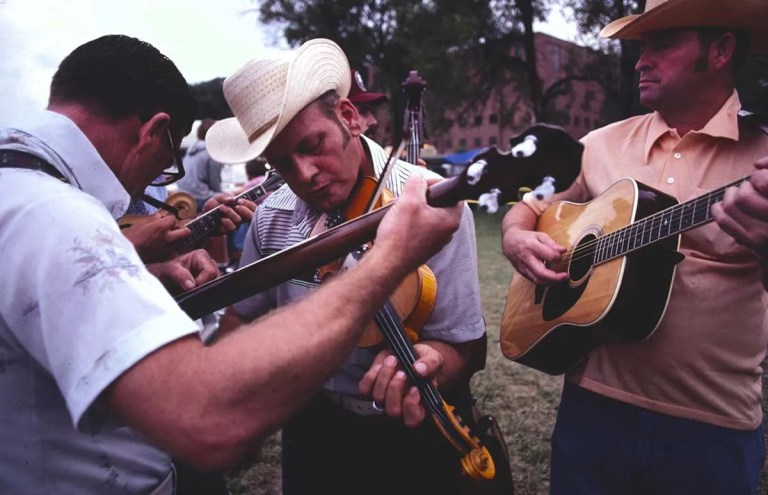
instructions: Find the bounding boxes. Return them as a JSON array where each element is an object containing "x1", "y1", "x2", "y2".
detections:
[{"x1": 433, "y1": 147, "x2": 488, "y2": 165}]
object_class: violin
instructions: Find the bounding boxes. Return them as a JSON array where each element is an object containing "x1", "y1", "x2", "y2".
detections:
[{"x1": 312, "y1": 175, "x2": 437, "y2": 347}]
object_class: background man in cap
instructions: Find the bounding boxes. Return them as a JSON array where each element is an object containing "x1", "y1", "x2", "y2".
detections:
[
  {"x1": 347, "y1": 68, "x2": 389, "y2": 137},
  {"x1": 502, "y1": 0, "x2": 768, "y2": 493},
  {"x1": 212, "y1": 39, "x2": 487, "y2": 494},
  {"x1": 0, "y1": 34, "x2": 462, "y2": 493}
]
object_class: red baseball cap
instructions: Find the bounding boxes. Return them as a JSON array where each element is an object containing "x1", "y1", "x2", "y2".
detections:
[{"x1": 347, "y1": 69, "x2": 388, "y2": 106}]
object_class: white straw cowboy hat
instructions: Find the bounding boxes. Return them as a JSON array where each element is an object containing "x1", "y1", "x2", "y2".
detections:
[
  {"x1": 600, "y1": 0, "x2": 768, "y2": 53},
  {"x1": 207, "y1": 38, "x2": 351, "y2": 164}
]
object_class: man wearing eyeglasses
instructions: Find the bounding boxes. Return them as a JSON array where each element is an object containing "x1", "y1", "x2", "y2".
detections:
[{"x1": 0, "y1": 34, "x2": 463, "y2": 494}]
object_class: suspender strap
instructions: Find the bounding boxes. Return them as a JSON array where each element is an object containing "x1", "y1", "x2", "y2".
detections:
[{"x1": 0, "y1": 149, "x2": 69, "y2": 183}]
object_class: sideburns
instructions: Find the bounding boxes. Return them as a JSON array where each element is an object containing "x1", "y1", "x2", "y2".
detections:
[
  {"x1": 693, "y1": 51, "x2": 709, "y2": 72},
  {"x1": 331, "y1": 113, "x2": 351, "y2": 148}
]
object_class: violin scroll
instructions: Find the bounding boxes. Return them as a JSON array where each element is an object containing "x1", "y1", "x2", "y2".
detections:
[{"x1": 434, "y1": 400, "x2": 496, "y2": 480}]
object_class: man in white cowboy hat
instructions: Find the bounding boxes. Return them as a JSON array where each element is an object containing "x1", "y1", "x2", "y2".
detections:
[
  {"x1": 0, "y1": 34, "x2": 462, "y2": 494},
  {"x1": 502, "y1": 0, "x2": 768, "y2": 493},
  {"x1": 212, "y1": 39, "x2": 487, "y2": 494}
]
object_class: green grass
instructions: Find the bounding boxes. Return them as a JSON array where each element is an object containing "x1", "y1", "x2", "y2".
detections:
[{"x1": 227, "y1": 209, "x2": 768, "y2": 494}]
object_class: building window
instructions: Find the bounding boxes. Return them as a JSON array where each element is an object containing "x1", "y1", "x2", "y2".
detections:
[
  {"x1": 489, "y1": 113, "x2": 498, "y2": 124},
  {"x1": 489, "y1": 136, "x2": 497, "y2": 147},
  {"x1": 473, "y1": 137, "x2": 482, "y2": 148},
  {"x1": 553, "y1": 45, "x2": 561, "y2": 73},
  {"x1": 458, "y1": 138, "x2": 467, "y2": 151},
  {"x1": 474, "y1": 115, "x2": 483, "y2": 126},
  {"x1": 444, "y1": 138, "x2": 453, "y2": 149},
  {"x1": 574, "y1": 115, "x2": 581, "y2": 127}
]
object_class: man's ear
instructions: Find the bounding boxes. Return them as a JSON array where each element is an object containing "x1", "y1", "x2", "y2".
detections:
[
  {"x1": 711, "y1": 32, "x2": 736, "y2": 71},
  {"x1": 137, "y1": 112, "x2": 172, "y2": 149},
  {"x1": 338, "y1": 99, "x2": 363, "y2": 137}
]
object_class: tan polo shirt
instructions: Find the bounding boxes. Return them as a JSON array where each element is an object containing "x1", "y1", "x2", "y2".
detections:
[{"x1": 562, "y1": 91, "x2": 768, "y2": 430}]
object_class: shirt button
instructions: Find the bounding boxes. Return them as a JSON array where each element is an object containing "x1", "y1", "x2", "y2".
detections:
[
  {"x1": 673, "y1": 152, "x2": 682, "y2": 159},
  {"x1": 667, "y1": 177, "x2": 675, "y2": 184}
]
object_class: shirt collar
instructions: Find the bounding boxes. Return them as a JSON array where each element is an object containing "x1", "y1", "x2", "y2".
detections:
[
  {"x1": 2, "y1": 110, "x2": 131, "y2": 218},
  {"x1": 643, "y1": 90, "x2": 742, "y2": 163}
]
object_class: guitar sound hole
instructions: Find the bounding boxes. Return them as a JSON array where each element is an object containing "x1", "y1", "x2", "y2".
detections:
[{"x1": 569, "y1": 233, "x2": 597, "y2": 282}]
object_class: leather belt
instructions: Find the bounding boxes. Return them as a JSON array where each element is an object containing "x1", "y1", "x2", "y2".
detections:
[{"x1": 324, "y1": 391, "x2": 384, "y2": 416}]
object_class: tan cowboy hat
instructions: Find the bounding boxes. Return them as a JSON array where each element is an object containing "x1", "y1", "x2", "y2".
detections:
[
  {"x1": 207, "y1": 38, "x2": 351, "y2": 164},
  {"x1": 600, "y1": 0, "x2": 768, "y2": 53}
]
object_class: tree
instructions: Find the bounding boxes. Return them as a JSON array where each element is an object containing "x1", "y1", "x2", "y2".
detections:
[
  {"x1": 255, "y1": 0, "x2": 501, "y2": 140},
  {"x1": 253, "y1": 0, "x2": 633, "y2": 143},
  {"x1": 188, "y1": 78, "x2": 232, "y2": 120},
  {"x1": 565, "y1": 0, "x2": 646, "y2": 119}
]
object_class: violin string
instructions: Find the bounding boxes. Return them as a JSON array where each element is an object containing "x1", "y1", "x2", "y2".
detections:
[
  {"x1": 374, "y1": 304, "x2": 474, "y2": 452},
  {"x1": 374, "y1": 305, "x2": 443, "y2": 413}
]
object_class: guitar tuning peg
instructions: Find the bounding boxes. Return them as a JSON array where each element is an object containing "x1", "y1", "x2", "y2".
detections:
[
  {"x1": 533, "y1": 176, "x2": 556, "y2": 200},
  {"x1": 466, "y1": 159, "x2": 488, "y2": 186}
]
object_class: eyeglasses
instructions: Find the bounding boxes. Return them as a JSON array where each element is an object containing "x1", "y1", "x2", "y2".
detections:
[{"x1": 151, "y1": 128, "x2": 186, "y2": 186}]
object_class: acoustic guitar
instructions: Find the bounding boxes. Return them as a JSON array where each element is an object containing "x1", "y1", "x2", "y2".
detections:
[{"x1": 500, "y1": 175, "x2": 749, "y2": 375}]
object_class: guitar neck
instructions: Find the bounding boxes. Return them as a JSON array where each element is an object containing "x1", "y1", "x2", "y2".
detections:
[
  {"x1": 174, "y1": 174, "x2": 284, "y2": 252},
  {"x1": 595, "y1": 176, "x2": 749, "y2": 264}
]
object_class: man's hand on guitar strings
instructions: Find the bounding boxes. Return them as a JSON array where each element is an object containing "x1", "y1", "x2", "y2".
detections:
[{"x1": 502, "y1": 228, "x2": 569, "y2": 286}]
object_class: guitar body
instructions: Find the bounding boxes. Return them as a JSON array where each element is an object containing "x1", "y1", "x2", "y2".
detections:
[{"x1": 500, "y1": 178, "x2": 684, "y2": 375}]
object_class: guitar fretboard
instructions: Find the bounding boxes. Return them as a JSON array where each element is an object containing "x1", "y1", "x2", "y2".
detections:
[
  {"x1": 174, "y1": 173, "x2": 284, "y2": 252},
  {"x1": 593, "y1": 176, "x2": 749, "y2": 264}
]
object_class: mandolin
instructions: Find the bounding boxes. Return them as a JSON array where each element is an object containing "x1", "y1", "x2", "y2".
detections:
[
  {"x1": 500, "y1": 175, "x2": 751, "y2": 375},
  {"x1": 119, "y1": 171, "x2": 285, "y2": 253},
  {"x1": 173, "y1": 172, "x2": 284, "y2": 252}
]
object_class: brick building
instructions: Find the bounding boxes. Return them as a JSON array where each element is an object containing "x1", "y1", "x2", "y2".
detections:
[{"x1": 368, "y1": 33, "x2": 608, "y2": 155}]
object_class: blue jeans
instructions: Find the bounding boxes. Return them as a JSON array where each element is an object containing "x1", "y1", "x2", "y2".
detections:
[{"x1": 551, "y1": 383, "x2": 765, "y2": 495}]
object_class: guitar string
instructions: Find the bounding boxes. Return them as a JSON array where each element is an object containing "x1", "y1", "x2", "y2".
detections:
[{"x1": 556, "y1": 177, "x2": 748, "y2": 266}]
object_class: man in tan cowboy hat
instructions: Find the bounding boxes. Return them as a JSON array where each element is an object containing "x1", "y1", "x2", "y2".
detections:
[
  {"x1": 212, "y1": 39, "x2": 487, "y2": 494},
  {"x1": 501, "y1": 0, "x2": 768, "y2": 493}
]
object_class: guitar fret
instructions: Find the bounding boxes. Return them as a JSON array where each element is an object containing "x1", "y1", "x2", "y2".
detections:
[
  {"x1": 608, "y1": 232, "x2": 617, "y2": 259},
  {"x1": 595, "y1": 237, "x2": 604, "y2": 264},
  {"x1": 658, "y1": 211, "x2": 666, "y2": 241}
]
